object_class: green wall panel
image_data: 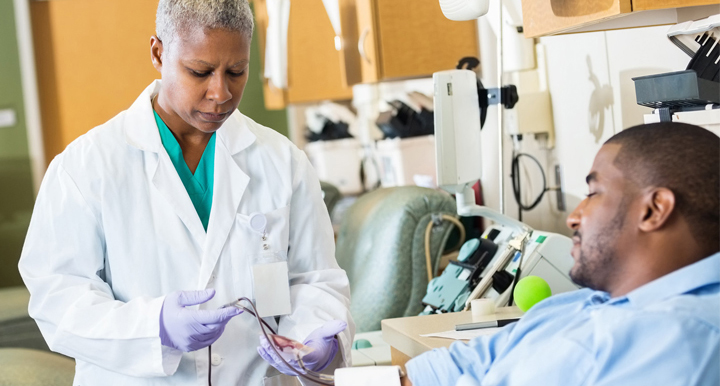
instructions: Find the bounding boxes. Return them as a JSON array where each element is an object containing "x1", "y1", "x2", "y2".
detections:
[
  {"x1": 0, "y1": 0, "x2": 35, "y2": 288},
  {"x1": 238, "y1": 7, "x2": 288, "y2": 137},
  {"x1": 0, "y1": 0, "x2": 29, "y2": 158}
]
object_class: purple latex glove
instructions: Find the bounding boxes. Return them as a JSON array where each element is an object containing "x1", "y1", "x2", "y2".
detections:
[
  {"x1": 257, "y1": 320, "x2": 347, "y2": 375},
  {"x1": 159, "y1": 289, "x2": 242, "y2": 352}
]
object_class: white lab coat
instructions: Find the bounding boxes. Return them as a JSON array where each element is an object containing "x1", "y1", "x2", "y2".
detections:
[{"x1": 18, "y1": 80, "x2": 355, "y2": 385}]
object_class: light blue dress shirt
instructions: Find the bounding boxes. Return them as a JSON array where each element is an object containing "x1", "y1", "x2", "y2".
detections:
[{"x1": 407, "y1": 252, "x2": 720, "y2": 386}]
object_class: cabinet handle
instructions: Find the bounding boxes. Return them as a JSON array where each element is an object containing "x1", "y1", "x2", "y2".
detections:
[{"x1": 358, "y1": 27, "x2": 371, "y2": 64}]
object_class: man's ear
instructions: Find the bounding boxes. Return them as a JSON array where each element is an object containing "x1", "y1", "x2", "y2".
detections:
[
  {"x1": 638, "y1": 188, "x2": 676, "y2": 232},
  {"x1": 150, "y1": 36, "x2": 164, "y2": 73}
]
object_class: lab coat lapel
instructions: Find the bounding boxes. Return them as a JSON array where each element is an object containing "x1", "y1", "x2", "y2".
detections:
[
  {"x1": 124, "y1": 80, "x2": 207, "y2": 247},
  {"x1": 197, "y1": 113, "x2": 255, "y2": 288},
  {"x1": 152, "y1": 152, "x2": 208, "y2": 247}
]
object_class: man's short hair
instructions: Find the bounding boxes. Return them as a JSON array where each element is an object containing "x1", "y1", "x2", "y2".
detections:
[{"x1": 605, "y1": 122, "x2": 719, "y2": 251}]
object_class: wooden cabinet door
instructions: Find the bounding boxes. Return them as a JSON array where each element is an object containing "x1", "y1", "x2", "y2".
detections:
[
  {"x1": 521, "y1": 0, "x2": 720, "y2": 38},
  {"x1": 258, "y1": 0, "x2": 478, "y2": 107},
  {"x1": 345, "y1": 0, "x2": 479, "y2": 84},
  {"x1": 354, "y1": 0, "x2": 382, "y2": 83},
  {"x1": 286, "y1": 0, "x2": 353, "y2": 104},
  {"x1": 372, "y1": 0, "x2": 479, "y2": 80},
  {"x1": 254, "y1": 0, "x2": 288, "y2": 109},
  {"x1": 338, "y1": 0, "x2": 365, "y2": 86},
  {"x1": 30, "y1": 0, "x2": 159, "y2": 161},
  {"x1": 256, "y1": 0, "x2": 353, "y2": 108},
  {"x1": 632, "y1": 0, "x2": 719, "y2": 11}
]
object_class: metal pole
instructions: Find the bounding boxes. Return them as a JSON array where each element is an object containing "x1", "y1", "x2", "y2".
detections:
[
  {"x1": 497, "y1": 0, "x2": 505, "y2": 214},
  {"x1": 14, "y1": 0, "x2": 46, "y2": 195}
]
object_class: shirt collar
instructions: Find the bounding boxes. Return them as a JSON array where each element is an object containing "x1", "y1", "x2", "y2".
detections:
[
  {"x1": 123, "y1": 80, "x2": 256, "y2": 155},
  {"x1": 625, "y1": 252, "x2": 720, "y2": 308},
  {"x1": 215, "y1": 109, "x2": 256, "y2": 156},
  {"x1": 123, "y1": 80, "x2": 163, "y2": 152},
  {"x1": 582, "y1": 252, "x2": 720, "y2": 308}
]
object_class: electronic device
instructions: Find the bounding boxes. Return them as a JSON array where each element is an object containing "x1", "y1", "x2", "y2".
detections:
[
  {"x1": 421, "y1": 224, "x2": 578, "y2": 314},
  {"x1": 474, "y1": 225, "x2": 578, "y2": 307},
  {"x1": 421, "y1": 236, "x2": 499, "y2": 313},
  {"x1": 433, "y1": 65, "x2": 531, "y2": 312}
]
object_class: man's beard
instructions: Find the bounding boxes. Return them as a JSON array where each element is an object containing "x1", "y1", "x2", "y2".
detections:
[{"x1": 569, "y1": 200, "x2": 628, "y2": 292}]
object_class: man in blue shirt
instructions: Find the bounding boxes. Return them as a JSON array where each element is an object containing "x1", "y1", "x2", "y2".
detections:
[{"x1": 403, "y1": 122, "x2": 720, "y2": 386}]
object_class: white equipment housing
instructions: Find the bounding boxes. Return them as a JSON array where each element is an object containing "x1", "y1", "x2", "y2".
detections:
[
  {"x1": 438, "y1": 0, "x2": 490, "y2": 21},
  {"x1": 478, "y1": 225, "x2": 579, "y2": 307},
  {"x1": 433, "y1": 69, "x2": 483, "y2": 189}
]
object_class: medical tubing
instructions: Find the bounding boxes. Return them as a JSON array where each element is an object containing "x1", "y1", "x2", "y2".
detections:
[
  {"x1": 511, "y1": 152, "x2": 547, "y2": 220},
  {"x1": 424, "y1": 215, "x2": 466, "y2": 282},
  {"x1": 237, "y1": 306, "x2": 277, "y2": 334},
  {"x1": 298, "y1": 357, "x2": 335, "y2": 382},
  {"x1": 231, "y1": 297, "x2": 335, "y2": 386}
]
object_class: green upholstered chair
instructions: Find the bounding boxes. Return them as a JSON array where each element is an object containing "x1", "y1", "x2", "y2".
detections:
[
  {"x1": 0, "y1": 287, "x2": 48, "y2": 352},
  {"x1": 319, "y1": 181, "x2": 342, "y2": 216},
  {"x1": 0, "y1": 287, "x2": 75, "y2": 384},
  {"x1": 0, "y1": 348, "x2": 75, "y2": 385},
  {"x1": 335, "y1": 186, "x2": 458, "y2": 332}
]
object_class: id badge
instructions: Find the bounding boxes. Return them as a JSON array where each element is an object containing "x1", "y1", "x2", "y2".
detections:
[{"x1": 252, "y1": 259, "x2": 292, "y2": 317}]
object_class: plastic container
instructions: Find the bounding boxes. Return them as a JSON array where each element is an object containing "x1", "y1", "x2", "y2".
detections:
[
  {"x1": 375, "y1": 135, "x2": 436, "y2": 188},
  {"x1": 304, "y1": 138, "x2": 363, "y2": 195}
]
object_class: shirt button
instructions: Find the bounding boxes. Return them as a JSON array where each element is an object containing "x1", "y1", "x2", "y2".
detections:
[{"x1": 211, "y1": 353, "x2": 222, "y2": 366}]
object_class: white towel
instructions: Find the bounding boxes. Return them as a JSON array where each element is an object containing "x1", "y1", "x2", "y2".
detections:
[{"x1": 264, "y1": 0, "x2": 291, "y2": 89}]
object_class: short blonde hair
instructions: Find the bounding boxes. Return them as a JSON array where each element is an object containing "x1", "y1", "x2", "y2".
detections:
[{"x1": 156, "y1": 0, "x2": 254, "y2": 45}]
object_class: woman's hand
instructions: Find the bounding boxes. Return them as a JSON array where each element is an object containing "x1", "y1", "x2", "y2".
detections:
[
  {"x1": 257, "y1": 320, "x2": 347, "y2": 375},
  {"x1": 159, "y1": 289, "x2": 242, "y2": 352}
]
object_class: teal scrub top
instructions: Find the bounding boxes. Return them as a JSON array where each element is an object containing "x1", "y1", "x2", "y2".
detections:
[{"x1": 153, "y1": 110, "x2": 216, "y2": 231}]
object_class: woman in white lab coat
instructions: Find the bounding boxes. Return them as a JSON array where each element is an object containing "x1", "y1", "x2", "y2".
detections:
[{"x1": 18, "y1": 0, "x2": 354, "y2": 385}]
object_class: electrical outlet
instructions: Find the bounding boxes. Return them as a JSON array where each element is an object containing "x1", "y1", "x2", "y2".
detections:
[
  {"x1": 554, "y1": 165, "x2": 566, "y2": 211},
  {"x1": 0, "y1": 109, "x2": 17, "y2": 128}
]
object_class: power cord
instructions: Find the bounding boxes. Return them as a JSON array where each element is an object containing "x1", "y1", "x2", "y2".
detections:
[{"x1": 510, "y1": 152, "x2": 547, "y2": 222}]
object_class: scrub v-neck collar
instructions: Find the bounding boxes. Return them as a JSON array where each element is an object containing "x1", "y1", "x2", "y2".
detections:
[{"x1": 153, "y1": 110, "x2": 215, "y2": 231}]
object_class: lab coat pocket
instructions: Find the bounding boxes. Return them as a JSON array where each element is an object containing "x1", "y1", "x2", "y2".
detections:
[{"x1": 235, "y1": 205, "x2": 291, "y2": 257}]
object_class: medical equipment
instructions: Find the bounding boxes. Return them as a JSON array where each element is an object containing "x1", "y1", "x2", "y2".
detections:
[
  {"x1": 432, "y1": 62, "x2": 577, "y2": 312},
  {"x1": 421, "y1": 225, "x2": 578, "y2": 314},
  {"x1": 434, "y1": 64, "x2": 530, "y2": 310},
  {"x1": 218, "y1": 298, "x2": 401, "y2": 386},
  {"x1": 421, "y1": 237, "x2": 498, "y2": 313},
  {"x1": 634, "y1": 13, "x2": 720, "y2": 124},
  {"x1": 267, "y1": 334, "x2": 315, "y2": 362},
  {"x1": 221, "y1": 297, "x2": 335, "y2": 385},
  {"x1": 434, "y1": 69, "x2": 484, "y2": 188}
]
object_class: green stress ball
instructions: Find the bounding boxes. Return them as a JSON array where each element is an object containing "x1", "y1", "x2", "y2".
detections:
[{"x1": 513, "y1": 276, "x2": 552, "y2": 312}]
